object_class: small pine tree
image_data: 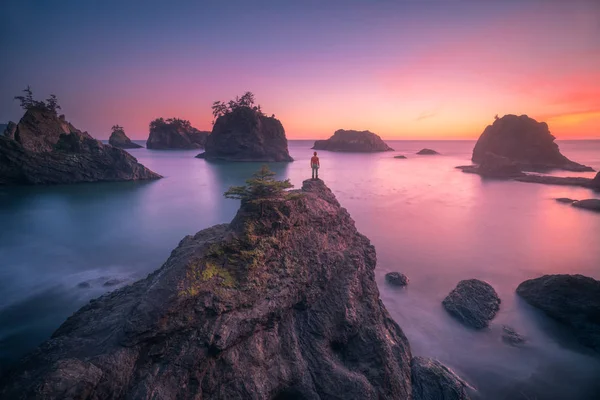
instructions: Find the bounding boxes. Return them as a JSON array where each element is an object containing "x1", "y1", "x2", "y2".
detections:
[
  {"x1": 14, "y1": 85, "x2": 36, "y2": 110},
  {"x1": 45, "y1": 94, "x2": 61, "y2": 114},
  {"x1": 112, "y1": 124, "x2": 124, "y2": 132},
  {"x1": 224, "y1": 165, "x2": 294, "y2": 209}
]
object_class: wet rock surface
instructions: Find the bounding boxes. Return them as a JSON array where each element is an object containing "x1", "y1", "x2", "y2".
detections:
[
  {"x1": 385, "y1": 272, "x2": 409, "y2": 286},
  {"x1": 442, "y1": 279, "x2": 501, "y2": 329},
  {"x1": 0, "y1": 109, "x2": 161, "y2": 185},
  {"x1": 517, "y1": 274, "x2": 600, "y2": 353},
  {"x1": 312, "y1": 129, "x2": 393, "y2": 152},
  {"x1": 502, "y1": 325, "x2": 526, "y2": 346}
]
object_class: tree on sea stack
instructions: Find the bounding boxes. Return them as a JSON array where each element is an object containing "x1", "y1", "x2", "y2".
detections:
[
  {"x1": 14, "y1": 86, "x2": 61, "y2": 114},
  {"x1": 224, "y1": 165, "x2": 297, "y2": 215},
  {"x1": 211, "y1": 91, "x2": 264, "y2": 124},
  {"x1": 111, "y1": 124, "x2": 124, "y2": 132}
]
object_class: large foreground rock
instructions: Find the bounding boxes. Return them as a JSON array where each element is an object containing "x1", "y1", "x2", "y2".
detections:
[
  {"x1": 147, "y1": 118, "x2": 209, "y2": 150},
  {"x1": 0, "y1": 179, "x2": 424, "y2": 399},
  {"x1": 198, "y1": 107, "x2": 293, "y2": 162},
  {"x1": 442, "y1": 279, "x2": 501, "y2": 329},
  {"x1": 411, "y1": 357, "x2": 471, "y2": 400},
  {"x1": 109, "y1": 127, "x2": 142, "y2": 149},
  {"x1": 0, "y1": 109, "x2": 161, "y2": 185},
  {"x1": 312, "y1": 129, "x2": 393, "y2": 152},
  {"x1": 472, "y1": 114, "x2": 593, "y2": 172},
  {"x1": 516, "y1": 274, "x2": 600, "y2": 353}
]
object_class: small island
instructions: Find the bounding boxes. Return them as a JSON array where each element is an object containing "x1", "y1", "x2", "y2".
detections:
[
  {"x1": 312, "y1": 129, "x2": 393, "y2": 152},
  {"x1": 108, "y1": 125, "x2": 142, "y2": 149},
  {"x1": 197, "y1": 92, "x2": 293, "y2": 162},
  {"x1": 416, "y1": 148, "x2": 439, "y2": 155},
  {"x1": 146, "y1": 118, "x2": 209, "y2": 150},
  {"x1": 472, "y1": 114, "x2": 593, "y2": 172},
  {"x1": 0, "y1": 87, "x2": 161, "y2": 185}
]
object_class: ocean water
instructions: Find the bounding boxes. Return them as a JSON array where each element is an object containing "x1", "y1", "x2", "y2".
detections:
[{"x1": 1, "y1": 139, "x2": 599, "y2": 399}]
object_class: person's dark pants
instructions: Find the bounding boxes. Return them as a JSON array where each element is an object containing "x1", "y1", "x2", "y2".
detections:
[{"x1": 311, "y1": 165, "x2": 319, "y2": 179}]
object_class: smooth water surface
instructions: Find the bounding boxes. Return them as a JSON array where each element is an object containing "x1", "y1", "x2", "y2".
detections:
[{"x1": 1, "y1": 140, "x2": 599, "y2": 398}]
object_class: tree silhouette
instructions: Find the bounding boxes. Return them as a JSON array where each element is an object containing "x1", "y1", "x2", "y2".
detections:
[
  {"x1": 111, "y1": 125, "x2": 124, "y2": 132},
  {"x1": 211, "y1": 91, "x2": 265, "y2": 124},
  {"x1": 14, "y1": 86, "x2": 60, "y2": 114}
]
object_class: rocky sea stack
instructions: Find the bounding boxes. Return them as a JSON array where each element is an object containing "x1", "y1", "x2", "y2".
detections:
[
  {"x1": 457, "y1": 152, "x2": 525, "y2": 178},
  {"x1": 147, "y1": 118, "x2": 209, "y2": 150},
  {"x1": 312, "y1": 130, "x2": 393, "y2": 152},
  {"x1": 472, "y1": 114, "x2": 593, "y2": 172},
  {"x1": 0, "y1": 177, "x2": 470, "y2": 399},
  {"x1": 108, "y1": 125, "x2": 142, "y2": 149},
  {"x1": 0, "y1": 108, "x2": 161, "y2": 185},
  {"x1": 199, "y1": 107, "x2": 293, "y2": 162},
  {"x1": 517, "y1": 274, "x2": 600, "y2": 353}
]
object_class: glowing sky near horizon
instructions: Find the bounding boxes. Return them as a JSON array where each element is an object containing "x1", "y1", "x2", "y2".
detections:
[{"x1": 0, "y1": 0, "x2": 599, "y2": 139}]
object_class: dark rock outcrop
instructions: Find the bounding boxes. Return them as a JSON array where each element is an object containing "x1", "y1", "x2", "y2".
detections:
[
  {"x1": 472, "y1": 114, "x2": 593, "y2": 172},
  {"x1": 394, "y1": 155, "x2": 407, "y2": 159},
  {"x1": 442, "y1": 279, "x2": 501, "y2": 329},
  {"x1": 556, "y1": 198, "x2": 577, "y2": 203},
  {"x1": 0, "y1": 179, "x2": 436, "y2": 399},
  {"x1": 0, "y1": 109, "x2": 161, "y2": 185},
  {"x1": 516, "y1": 274, "x2": 600, "y2": 353},
  {"x1": 501, "y1": 326, "x2": 526, "y2": 346},
  {"x1": 198, "y1": 107, "x2": 293, "y2": 162},
  {"x1": 109, "y1": 128, "x2": 142, "y2": 149},
  {"x1": 572, "y1": 199, "x2": 600, "y2": 213},
  {"x1": 312, "y1": 129, "x2": 393, "y2": 152},
  {"x1": 385, "y1": 272, "x2": 409, "y2": 286},
  {"x1": 2, "y1": 122, "x2": 17, "y2": 140},
  {"x1": 147, "y1": 118, "x2": 209, "y2": 150},
  {"x1": 416, "y1": 148, "x2": 439, "y2": 155},
  {"x1": 457, "y1": 152, "x2": 524, "y2": 178},
  {"x1": 515, "y1": 173, "x2": 599, "y2": 190},
  {"x1": 411, "y1": 357, "x2": 471, "y2": 400}
]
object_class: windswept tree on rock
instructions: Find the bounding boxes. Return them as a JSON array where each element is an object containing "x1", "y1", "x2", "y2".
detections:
[
  {"x1": 14, "y1": 86, "x2": 61, "y2": 114},
  {"x1": 211, "y1": 91, "x2": 265, "y2": 124},
  {"x1": 111, "y1": 124, "x2": 124, "y2": 132},
  {"x1": 224, "y1": 166, "x2": 297, "y2": 215}
]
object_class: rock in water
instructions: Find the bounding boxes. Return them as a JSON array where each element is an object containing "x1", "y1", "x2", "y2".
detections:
[
  {"x1": 0, "y1": 179, "x2": 417, "y2": 399},
  {"x1": 0, "y1": 109, "x2": 161, "y2": 185},
  {"x1": 517, "y1": 274, "x2": 600, "y2": 353},
  {"x1": 472, "y1": 114, "x2": 593, "y2": 172},
  {"x1": 501, "y1": 325, "x2": 526, "y2": 346},
  {"x1": 312, "y1": 129, "x2": 393, "y2": 152},
  {"x1": 457, "y1": 152, "x2": 524, "y2": 178},
  {"x1": 394, "y1": 155, "x2": 407, "y2": 159},
  {"x1": 572, "y1": 199, "x2": 600, "y2": 213},
  {"x1": 146, "y1": 118, "x2": 209, "y2": 150},
  {"x1": 411, "y1": 357, "x2": 471, "y2": 400},
  {"x1": 109, "y1": 128, "x2": 142, "y2": 149},
  {"x1": 442, "y1": 279, "x2": 501, "y2": 329},
  {"x1": 556, "y1": 198, "x2": 577, "y2": 203},
  {"x1": 199, "y1": 107, "x2": 293, "y2": 161},
  {"x1": 416, "y1": 148, "x2": 439, "y2": 155},
  {"x1": 385, "y1": 272, "x2": 409, "y2": 286}
]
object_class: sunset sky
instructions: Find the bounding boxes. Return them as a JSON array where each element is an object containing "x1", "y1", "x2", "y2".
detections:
[{"x1": 1, "y1": 0, "x2": 598, "y2": 140}]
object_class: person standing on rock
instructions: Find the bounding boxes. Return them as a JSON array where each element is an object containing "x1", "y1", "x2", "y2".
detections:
[{"x1": 311, "y1": 151, "x2": 320, "y2": 180}]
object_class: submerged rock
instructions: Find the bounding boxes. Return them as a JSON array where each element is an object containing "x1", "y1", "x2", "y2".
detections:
[
  {"x1": 516, "y1": 274, "x2": 600, "y2": 353},
  {"x1": 472, "y1": 114, "x2": 593, "y2": 172},
  {"x1": 416, "y1": 148, "x2": 439, "y2": 155},
  {"x1": 442, "y1": 279, "x2": 501, "y2": 329},
  {"x1": 555, "y1": 198, "x2": 577, "y2": 203},
  {"x1": 515, "y1": 174, "x2": 598, "y2": 190},
  {"x1": 457, "y1": 152, "x2": 524, "y2": 178},
  {"x1": 572, "y1": 199, "x2": 600, "y2": 213},
  {"x1": 109, "y1": 127, "x2": 142, "y2": 149},
  {"x1": 385, "y1": 272, "x2": 409, "y2": 286},
  {"x1": 0, "y1": 109, "x2": 161, "y2": 185},
  {"x1": 411, "y1": 357, "x2": 471, "y2": 400},
  {"x1": 103, "y1": 278, "x2": 123, "y2": 287},
  {"x1": 146, "y1": 118, "x2": 209, "y2": 150},
  {"x1": 77, "y1": 282, "x2": 91, "y2": 289},
  {"x1": 199, "y1": 107, "x2": 293, "y2": 162},
  {"x1": 312, "y1": 129, "x2": 393, "y2": 152},
  {"x1": 502, "y1": 325, "x2": 526, "y2": 346},
  {"x1": 0, "y1": 179, "x2": 420, "y2": 399},
  {"x1": 394, "y1": 155, "x2": 407, "y2": 159}
]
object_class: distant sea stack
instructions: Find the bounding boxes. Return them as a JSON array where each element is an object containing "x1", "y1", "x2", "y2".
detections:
[
  {"x1": 146, "y1": 118, "x2": 209, "y2": 150},
  {"x1": 0, "y1": 176, "x2": 472, "y2": 399},
  {"x1": 0, "y1": 107, "x2": 161, "y2": 185},
  {"x1": 108, "y1": 125, "x2": 142, "y2": 149},
  {"x1": 472, "y1": 114, "x2": 593, "y2": 172},
  {"x1": 198, "y1": 92, "x2": 293, "y2": 162},
  {"x1": 312, "y1": 129, "x2": 394, "y2": 152}
]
